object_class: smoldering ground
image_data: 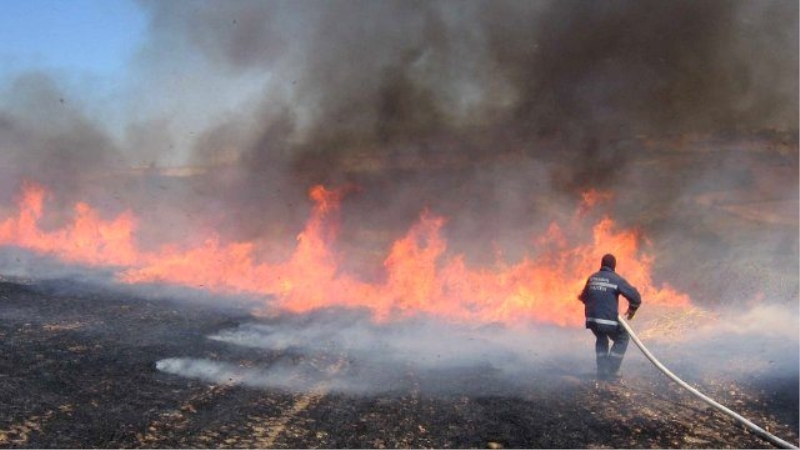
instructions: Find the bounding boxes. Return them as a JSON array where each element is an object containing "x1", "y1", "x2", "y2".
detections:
[
  {"x1": 154, "y1": 300, "x2": 799, "y2": 400},
  {"x1": 0, "y1": 265, "x2": 796, "y2": 448}
]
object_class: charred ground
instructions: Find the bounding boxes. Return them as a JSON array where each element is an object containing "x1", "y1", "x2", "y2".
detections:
[{"x1": 0, "y1": 277, "x2": 796, "y2": 449}]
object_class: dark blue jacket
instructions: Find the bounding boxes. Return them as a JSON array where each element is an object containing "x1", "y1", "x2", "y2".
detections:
[{"x1": 578, "y1": 266, "x2": 641, "y2": 331}]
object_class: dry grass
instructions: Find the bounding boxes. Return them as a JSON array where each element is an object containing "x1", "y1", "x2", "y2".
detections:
[{"x1": 636, "y1": 306, "x2": 718, "y2": 343}]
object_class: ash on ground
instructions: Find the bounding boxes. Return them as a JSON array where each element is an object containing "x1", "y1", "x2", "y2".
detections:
[{"x1": 0, "y1": 278, "x2": 797, "y2": 449}]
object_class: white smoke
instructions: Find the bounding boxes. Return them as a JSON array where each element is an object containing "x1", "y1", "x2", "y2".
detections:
[
  {"x1": 155, "y1": 301, "x2": 798, "y2": 395},
  {"x1": 156, "y1": 312, "x2": 590, "y2": 395}
]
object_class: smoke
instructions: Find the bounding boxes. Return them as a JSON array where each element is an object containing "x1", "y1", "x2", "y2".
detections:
[
  {"x1": 1, "y1": 1, "x2": 795, "y2": 208},
  {"x1": 0, "y1": 73, "x2": 125, "y2": 213},
  {"x1": 0, "y1": 1, "x2": 793, "y2": 411},
  {"x1": 157, "y1": 308, "x2": 591, "y2": 395},
  {"x1": 0, "y1": 1, "x2": 795, "y2": 307},
  {"x1": 154, "y1": 301, "x2": 799, "y2": 395},
  {"x1": 2, "y1": 1, "x2": 796, "y2": 183},
  {"x1": 122, "y1": 0, "x2": 799, "y2": 266},
  {"x1": 132, "y1": 1, "x2": 797, "y2": 166}
]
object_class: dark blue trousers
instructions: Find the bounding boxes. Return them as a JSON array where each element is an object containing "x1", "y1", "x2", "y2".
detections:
[{"x1": 591, "y1": 325, "x2": 629, "y2": 379}]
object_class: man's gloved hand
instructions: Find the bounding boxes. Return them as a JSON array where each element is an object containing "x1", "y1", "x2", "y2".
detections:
[{"x1": 625, "y1": 308, "x2": 637, "y2": 320}]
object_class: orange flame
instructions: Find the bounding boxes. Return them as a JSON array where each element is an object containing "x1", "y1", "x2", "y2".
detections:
[
  {"x1": 0, "y1": 182, "x2": 139, "y2": 266},
  {"x1": 0, "y1": 182, "x2": 690, "y2": 326}
]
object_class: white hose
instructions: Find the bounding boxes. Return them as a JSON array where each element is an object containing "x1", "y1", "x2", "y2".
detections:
[{"x1": 618, "y1": 315, "x2": 798, "y2": 449}]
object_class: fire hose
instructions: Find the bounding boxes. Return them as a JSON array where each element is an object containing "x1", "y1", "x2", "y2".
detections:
[{"x1": 618, "y1": 315, "x2": 798, "y2": 449}]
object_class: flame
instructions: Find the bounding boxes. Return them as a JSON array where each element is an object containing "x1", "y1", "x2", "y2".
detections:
[
  {"x1": 0, "y1": 182, "x2": 139, "y2": 266},
  {"x1": 0, "y1": 182, "x2": 690, "y2": 326}
]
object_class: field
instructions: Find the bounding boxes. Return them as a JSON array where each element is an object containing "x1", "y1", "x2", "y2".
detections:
[{"x1": 0, "y1": 276, "x2": 796, "y2": 449}]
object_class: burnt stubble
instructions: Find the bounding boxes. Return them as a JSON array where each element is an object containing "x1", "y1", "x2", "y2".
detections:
[{"x1": 0, "y1": 277, "x2": 796, "y2": 448}]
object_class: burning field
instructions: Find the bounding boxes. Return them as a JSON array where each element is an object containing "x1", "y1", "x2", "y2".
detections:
[
  {"x1": 0, "y1": 131, "x2": 797, "y2": 448},
  {"x1": 0, "y1": 0, "x2": 798, "y2": 448},
  {"x1": 0, "y1": 264, "x2": 797, "y2": 448}
]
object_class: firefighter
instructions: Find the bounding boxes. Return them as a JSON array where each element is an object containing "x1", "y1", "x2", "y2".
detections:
[{"x1": 578, "y1": 253, "x2": 641, "y2": 381}]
